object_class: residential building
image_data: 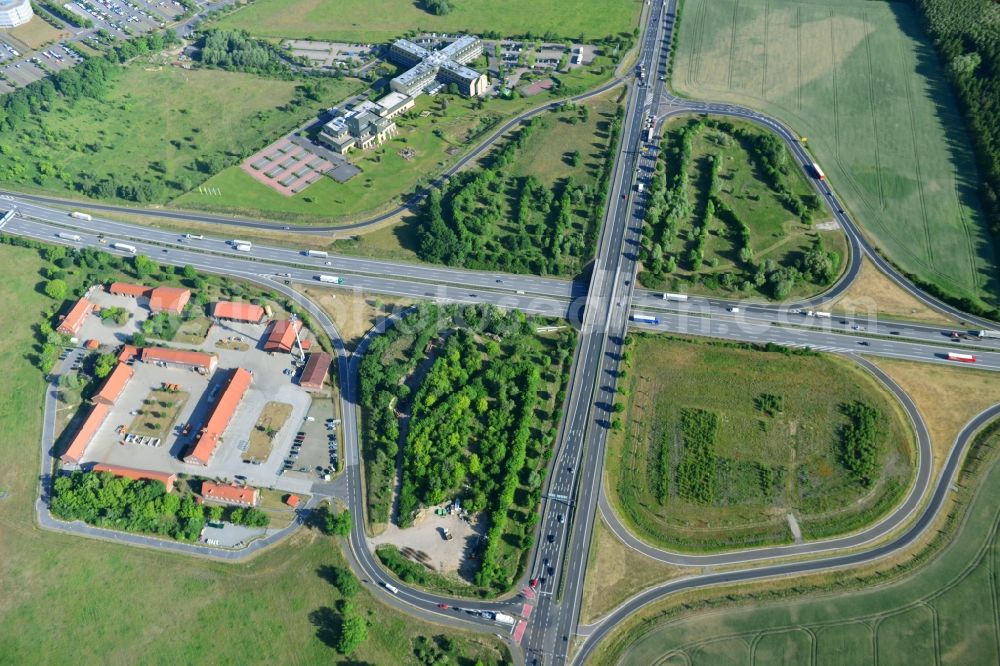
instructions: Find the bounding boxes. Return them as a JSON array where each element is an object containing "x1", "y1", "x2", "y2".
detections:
[
  {"x1": 387, "y1": 35, "x2": 488, "y2": 97},
  {"x1": 299, "y1": 351, "x2": 333, "y2": 390},
  {"x1": 148, "y1": 286, "x2": 191, "y2": 314},
  {"x1": 61, "y1": 403, "x2": 111, "y2": 465},
  {"x1": 184, "y1": 368, "x2": 253, "y2": 466},
  {"x1": 213, "y1": 301, "x2": 265, "y2": 324},
  {"x1": 201, "y1": 480, "x2": 259, "y2": 507},
  {"x1": 93, "y1": 362, "x2": 133, "y2": 406},
  {"x1": 92, "y1": 464, "x2": 177, "y2": 492},
  {"x1": 140, "y1": 347, "x2": 218, "y2": 374},
  {"x1": 57, "y1": 297, "x2": 94, "y2": 336},
  {"x1": 263, "y1": 319, "x2": 303, "y2": 354}
]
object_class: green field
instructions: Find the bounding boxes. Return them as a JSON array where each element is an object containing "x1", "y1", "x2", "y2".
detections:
[
  {"x1": 0, "y1": 63, "x2": 360, "y2": 205},
  {"x1": 177, "y1": 63, "x2": 620, "y2": 225},
  {"x1": 640, "y1": 116, "x2": 847, "y2": 299},
  {"x1": 0, "y1": 241, "x2": 507, "y2": 664},
  {"x1": 213, "y1": 0, "x2": 642, "y2": 43},
  {"x1": 672, "y1": 0, "x2": 998, "y2": 306},
  {"x1": 601, "y1": 420, "x2": 1000, "y2": 666},
  {"x1": 609, "y1": 335, "x2": 914, "y2": 550}
]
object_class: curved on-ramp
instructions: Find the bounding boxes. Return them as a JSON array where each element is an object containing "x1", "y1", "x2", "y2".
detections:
[{"x1": 574, "y1": 401, "x2": 1000, "y2": 665}]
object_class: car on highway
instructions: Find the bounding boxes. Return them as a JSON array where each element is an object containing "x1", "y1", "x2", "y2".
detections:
[
  {"x1": 557, "y1": 513, "x2": 564, "y2": 524},
  {"x1": 547, "y1": 533, "x2": 555, "y2": 543},
  {"x1": 437, "y1": 603, "x2": 448, "y2": 609}
]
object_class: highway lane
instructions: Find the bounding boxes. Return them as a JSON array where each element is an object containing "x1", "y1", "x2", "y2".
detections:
[
  {"x1": 574, "y1": 401, "x2": 1000, "y2": 665},
  {"x1": 3, "y1": 216, "x2": 575, "y2": 319},
  {"x1": 520, "y1": 0, "x2": 675, "y2": 662},
  {"x1": 4, "y1": 202, "x2": 584, "y2": 300}
]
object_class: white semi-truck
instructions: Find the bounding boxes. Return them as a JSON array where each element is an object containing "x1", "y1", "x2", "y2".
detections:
[
  {"x1": 304, "y1": 250, "x2": 329, "y2": 258},
  {"x1": 317, "y1": 275, "x2": 343, "y2": 284},
  {"x1": 978, "y1": 330, "x2": 1000, "y2": 340},
  {"x1": 661, "y1": 292, "x2": 688, "y2": 302},
  {"x1": 234, "y1": 243, "x2": 252, "y2": 252},
  {"x1": 70, "y1": 211, "x2": 92, "y2": 221},
  {"x1": 57, "y1": 232, "x2": 82, "y2": 242},
  {"x1": 112, "y1": 242, "x2": 137, "y2": 254}
]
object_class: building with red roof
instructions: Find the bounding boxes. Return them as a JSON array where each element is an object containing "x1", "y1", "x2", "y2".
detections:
[
  {"x1": 92, "y1": 464, "x2": 177, "y2": 492},
  {"x1": 284, "y1": 494, "x2": 300, "y2": 508},
  {"x1": 93, "y1": 362, "x2": 133, "y2": 406},
  {"x1": 109, "y1": 282, "x2": 149, "y2": 299},
  {"x1": 263, "y1": 319, "x2": 302, "y2": 353},
  {"x1": 184, "y1": 368, "x2": 253, "y2": 466},
  {"x1": 141, "y1": 347, "x2": 218, "y2": 374},
  {"x1": 61, "y1": 403, "x2": 110, "y2": 464},
  {"x1": 298, "y1": 351, "x2": 333, "y2": 390},
  {"x1": 117, "y1": 344, "x2": 138, "y2": 364},
  {"x1": 56, "y1": 297, "x2": 94, "y2": 336},
  {"x1": 148, "y1": 286, "x2": 191, "y2": 314},
  {"x1": 213, "y1": 301, "x2": 265, "y2": 324},
  {"x1": 201, "y1": 480, "x2": 259, "y2": 507}
]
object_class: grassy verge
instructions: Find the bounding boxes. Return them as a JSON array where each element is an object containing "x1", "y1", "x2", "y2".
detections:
[
  {"x1": 607, "y1": 334, "x2": 914, "y2": 551},
  {"x1": 581, "y1": 515, "x2": 692, "y2": 625},
  {"x1": 827, "y1": 256, "x2": 958, "y2": 325},
  {"x1": 0, "y1": 240, "x2": 510, "y2": 664},
  {"x1": 211, "y1": 0, "x2": 642, "y2": 43},
  {"x1": 593, "y1": 416, "x2": 1000, "y2": 666},
  {"x1": 671, "y1": 0, "x2": 997, "y2": 308}
]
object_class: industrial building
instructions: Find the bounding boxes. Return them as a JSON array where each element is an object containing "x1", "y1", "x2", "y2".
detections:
[
  {"x1": 92, "y1": 464, "x2": 177, "y2": 492},
  {"x1": 201, "y1": 480, "x2": 260, "y2": 507},
  {"x1": 61, "y1": 403, "x2": 111, "y2": 465},
  {"x1": 140, "y1": 347, "x2": 219, "y2": 374},
  {"x1": 107, "y1": 283, "x2": 191, "y2": 314},
  {"x1": 212, "y1": 301, "x2": 266, "y2": 324},
  {"x1": 0, "y1": 0, "x2": 32, "y2": 28},
  {"x1": 57, "y1": 297, "x2": 95, "y2": 336},
  {"x1": 263, "y1": 319, "x2": 304, "y2": 354},
  {"x1": 387, "y1": 35, "x2": 488, "y2": 97},
  {"x1": 184, "y1": 368, "x2": 253, "y2": 466},
  {"x1": 298, "y1": 351, "x2": 333, "y2": 390},
  {"x1": 93, "y1": 362, "x2": 134, "y2": 406}
]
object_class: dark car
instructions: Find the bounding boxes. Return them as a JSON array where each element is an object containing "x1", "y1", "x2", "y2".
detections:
[{"x1": 547, "y1": 533, "x2": 555, "y2": 543}]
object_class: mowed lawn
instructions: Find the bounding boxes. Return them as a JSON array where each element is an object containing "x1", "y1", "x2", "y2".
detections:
[
  {"x1": 213, "y1": 0, "x2": 642, "y2": 42},
  {"x1": 0, "y1": 243, "x2": 506, "y2": 664},
  {"x1": 672, "y1": 0, "x2": 997, "y2": 305},
  {"x1": 0, "y1": 65, "x2": 358, "y2": 203},
  {"x1": 609, "y1": 336, "x2": 913, "y2": 550},
  {"x1": 609, "y1": 426, "x2": 1000, "y2": 666}
]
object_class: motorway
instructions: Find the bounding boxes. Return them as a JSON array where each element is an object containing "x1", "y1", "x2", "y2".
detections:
[{"x1": 5, "y1": 0, "x2": 1000, "y2": 662}]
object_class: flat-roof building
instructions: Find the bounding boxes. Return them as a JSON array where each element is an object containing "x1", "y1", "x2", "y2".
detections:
[
  {"x1": 201, "y1": 480, "x2": 259, "y2": 507},
  {"x1": 299, "y1": 351, "x2": 333, "y2": 390},
  {"x1": 318, "y1": 107, "x2": 398, "y2": 155},
  {"x1": 213, "y1": 301, "x2": 265, "y2": 324},
  {"x1": 93, "y1": 362, "x2": 133, "y2": 406},
  {"x1": 387, "y1": 35, "x2": 488, "y2": 98},
  {"x1": 375, "y1": 91, "x2": 416, "y2": 119},
  {"x1": 92, "y1": 464, "x2": 177, "y2": 492},
  {"x1": 263, "y1": 319, "x2": 303, "y2": 354},
  {"x1": 61, "y1": 403, "x2": 111, "y2": 465},
  {"x1": 184, "y1": 368, "x2": 253, "y2": 466},
  {"x1": 0, "y1": 0, "x2": 33, "y2": 28},
  {"x1": 141, "y1": 347, "x2": 218, "y2": 374},
  {"x1": 57, "y1": 297, "x2": 94, "y2": 336}
]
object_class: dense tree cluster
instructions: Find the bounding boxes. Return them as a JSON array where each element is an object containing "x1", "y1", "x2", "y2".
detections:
[
  {"x1": 197, "y1": 29, "x2": 292, "y2": 78},
  {"x1": 639, "y1": 119, "x2": 836, "y2": 298},
  {"x1": 40, "y1": 2, "x2": 93, "y2": 28},
  {"x1": 675, "y1": 408, "x2": 719, "y2": 504},
  {"x1": 419, "y1": 0, "x2": 454, "y2": 15},
  {"x1": 52, "y1": 470, "x2": 206, "y2": 541},
  {"x1": 416, "y1": 109, "x2": 621, "y2": 275},
  {"x1": 839, "y1": 401, "x2": 884, "y2": 487},
  {"x1": 359, "y1": 303, "x2": 576, "y2": 591},
  {"x1": 913, "y1": 0, "x2": 1000, "y2": 262}
]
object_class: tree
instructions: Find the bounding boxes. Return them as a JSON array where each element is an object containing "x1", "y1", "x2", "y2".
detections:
[
  {"x1": 45, "y1": 279, "x2": 68, "y2": 300},
  {"x1": 93, "y1": 352, "x2": 117, "y2": 379},
  {"x1": 329, "y1": 566, "x2": 359, "y2": 597},
  {"x1": 182, "y1": 264, "x2": 197, "y2": 280},
  {"x1": 323, "y1": 507, "x2": 352, "y2": 537},
  {"x1": 420, "y1": 0, "x2": 453, "y2": 16},
  {"x1": 336, "y1": 613, "x2": 368, "y2": 655}
]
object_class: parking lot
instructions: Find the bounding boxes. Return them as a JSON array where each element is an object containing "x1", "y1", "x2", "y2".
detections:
[
  {"x1": 371, "y1": 506, "x2": 484, "y2": 578},
  {"x1": 282, "y1": 39, "x2": 375, "y2": 69}
]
